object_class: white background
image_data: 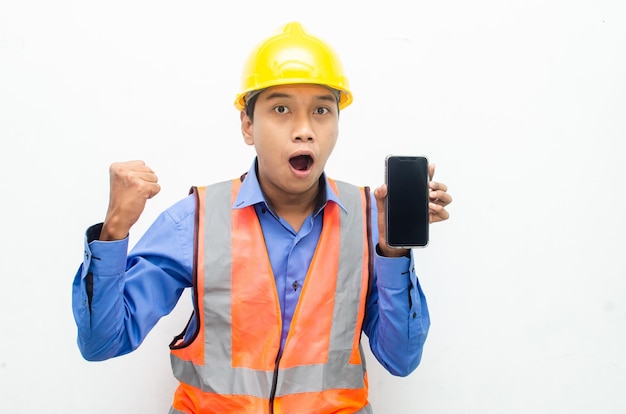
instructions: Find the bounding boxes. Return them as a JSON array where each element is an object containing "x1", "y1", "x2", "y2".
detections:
[{"x1": 1, "y1": 1, "x2": 625, "y2": 413}]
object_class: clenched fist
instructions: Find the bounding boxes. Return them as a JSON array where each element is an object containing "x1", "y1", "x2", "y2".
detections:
[{"x1": 100, "y1": 160, "x2": 160, "y2": 241}]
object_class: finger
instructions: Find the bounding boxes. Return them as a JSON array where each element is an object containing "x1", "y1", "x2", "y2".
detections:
[
  {"x1": 428, "y1": 163, "x2": 435, "y2": 181},
  {"x1": 429, "y1": 181, "x2": 448, "y2": 192},
  {"x1": 373, "y1": 185, "x2": 387, "y2": 225},
  {"x1": 429, "y1": 201, "x2": 446, "y2": 212},
  {"x1": 373, "y1": 184, "x2": 387, "y2": 201},
  {"x1": 117, "y1": 162, "x2": 158, "y2": 184},
  {"x1": 146, "y1": 183, "x2": 161, "y2": 199},
  {"x1": 125, "y1": 160, "x2": 149, "y2": 167},
  {"x1": 136, "y1": 171, "x2": 159, "y2": 183},
  {"x1": 429, "y1": 203, "x2": 450, "y2": 223},
  {"x1": 112, "y1": 160, "x2": 156, "y2": 175},
  {"x1": 111, "y1": 160, "x2": 147, "y2": 172},
  {"x1": 373, "y1": 184, "x2": 387, "y2": 233},
  {"x1": 429, "y1": 190, "x2": 452, "y2": 206},
  {"x1": 132, "y1": 164, "x2": 156, "y2": 174}
]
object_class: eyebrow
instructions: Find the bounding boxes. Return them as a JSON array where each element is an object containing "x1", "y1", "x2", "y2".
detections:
[{"x1": 264, "y1": 91, "x2": 337, "y2": 103}]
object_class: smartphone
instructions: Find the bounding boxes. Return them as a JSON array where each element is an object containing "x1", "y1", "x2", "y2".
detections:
[{"x1": 385, "y1": 155, "x2": 430, "y2": 248}]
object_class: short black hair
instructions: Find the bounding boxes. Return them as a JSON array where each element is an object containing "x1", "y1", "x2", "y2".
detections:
[{"x1": 244, "y1": 92, "x2": 260, "y2": 121}]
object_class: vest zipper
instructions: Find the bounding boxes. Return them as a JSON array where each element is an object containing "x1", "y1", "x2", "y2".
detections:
[{"x1": 269, "y1": 350, "x2": 282, "y2": 414}]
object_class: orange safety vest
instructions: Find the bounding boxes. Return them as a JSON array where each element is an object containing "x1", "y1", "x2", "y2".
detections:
[{"x1": 169, "y1": 177, "x2": 374, "y2": 414}]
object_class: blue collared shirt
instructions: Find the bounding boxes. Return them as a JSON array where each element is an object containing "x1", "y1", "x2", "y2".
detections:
[{"x1": 72, "y1": 160, "x2": 430, "y2": 376}]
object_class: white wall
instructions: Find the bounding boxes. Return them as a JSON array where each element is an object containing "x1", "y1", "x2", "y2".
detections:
[{"x1": 1, "y1": 1, "x2": 625, "y2": 412}]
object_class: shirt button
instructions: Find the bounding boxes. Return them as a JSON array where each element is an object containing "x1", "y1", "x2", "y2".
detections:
[{"x1": 412, "y1": 312, "x2": 417, "y2": 319}]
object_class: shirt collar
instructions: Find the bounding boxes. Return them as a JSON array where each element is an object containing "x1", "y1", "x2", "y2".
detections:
[{"x1": 233, "y1": 158, "x2": 346, "y2": 214}]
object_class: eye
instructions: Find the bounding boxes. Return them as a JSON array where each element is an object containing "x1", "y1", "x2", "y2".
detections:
[
  {"x1": 273, "y1": 105, "x2": 290, "y2": 114},
  {"x1": 314, "y1": 107, "x2": 330, "y2": 115}
]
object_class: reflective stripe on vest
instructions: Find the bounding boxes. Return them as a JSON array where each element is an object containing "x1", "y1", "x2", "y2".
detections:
[{"x1": 170, "y1": 178, "x2": 373, "y2": 414}]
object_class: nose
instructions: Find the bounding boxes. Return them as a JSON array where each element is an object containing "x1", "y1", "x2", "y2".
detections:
[{"x1": 292, "y1": 112, "x2": 315, "y2": 142}]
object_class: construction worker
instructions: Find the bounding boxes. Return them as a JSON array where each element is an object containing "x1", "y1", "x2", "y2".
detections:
[{"x1": 72, "y1": 21, "x2": 452, "y2": 413}]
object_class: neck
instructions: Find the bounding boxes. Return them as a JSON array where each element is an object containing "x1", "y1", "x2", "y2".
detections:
[{"x1": 262, "y1": 181, "x2": 322, "y2": 233}]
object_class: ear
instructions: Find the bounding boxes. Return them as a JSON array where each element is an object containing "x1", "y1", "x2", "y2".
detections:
[{"x1": 240, "y1": 110, "x2": 254, "y2": 145}]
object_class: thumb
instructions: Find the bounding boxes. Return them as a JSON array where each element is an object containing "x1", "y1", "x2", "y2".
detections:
[{"x1": 373, "y1": 184, "x2": 388, "y2": 207}]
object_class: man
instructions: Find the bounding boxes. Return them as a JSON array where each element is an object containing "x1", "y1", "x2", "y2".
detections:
[{"x1": 72, "y1": 21, "x2": 452, "y2": 413}]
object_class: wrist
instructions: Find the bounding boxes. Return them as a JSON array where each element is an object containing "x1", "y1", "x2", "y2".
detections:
[{"x1": 100, "y1": 218, "x2": 129, "y2": 241}]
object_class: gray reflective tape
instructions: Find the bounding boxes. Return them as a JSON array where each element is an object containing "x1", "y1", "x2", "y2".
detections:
[
  {"x1": 202, "y1": 181, "x2": 234, "y2": 363},
  {"x1": 275, "y1": 351, "x2": 366, "y2": 396},
  {"x1": 172, "y1": 350, "x2": 363, "y2": 397},
  {"x1": 331, "y1": 180, "x2": 366, "y2": 353},
  {"x1": 171, "y1": 354, "x2": 274, "y2": 396}
]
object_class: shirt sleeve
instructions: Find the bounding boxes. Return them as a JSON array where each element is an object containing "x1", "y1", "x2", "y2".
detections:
[
  {"x1": 71, "y1": 196, "x2": 196, "y2": 361},
  {"x1": 361, "y1": 194, "x2": 431, "y2": 377}
]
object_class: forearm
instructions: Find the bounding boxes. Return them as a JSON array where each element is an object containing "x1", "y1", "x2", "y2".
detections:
[
  {"x1": 72, "y1": 207, "x2": 193, "y2": 361},
  {"x1": 363, "y1": 250, "x2": 430, "y2": 377}
]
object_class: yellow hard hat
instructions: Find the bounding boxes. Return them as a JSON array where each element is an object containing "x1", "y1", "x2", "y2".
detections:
[{"x1": 234, "y1": 22, "x2": 353, "y2": 111}]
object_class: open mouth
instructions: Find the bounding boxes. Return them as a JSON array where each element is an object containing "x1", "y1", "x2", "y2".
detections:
[{"x1": 289, "y1": 154, "x2": 313, "y2": 171}]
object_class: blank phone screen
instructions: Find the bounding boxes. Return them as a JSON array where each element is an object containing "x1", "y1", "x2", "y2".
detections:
[{"x1": 385, "y1": 156, "x2": 429, "y2": 247}]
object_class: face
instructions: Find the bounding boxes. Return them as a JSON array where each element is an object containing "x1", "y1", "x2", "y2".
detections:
[{"x1": 240, "y1": 84, "x2": 339, "y2": 204}]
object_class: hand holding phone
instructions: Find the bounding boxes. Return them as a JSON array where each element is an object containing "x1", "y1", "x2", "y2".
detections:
[{"x1": 385, "y1": 155, "x2": 430, "y2": 248}]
